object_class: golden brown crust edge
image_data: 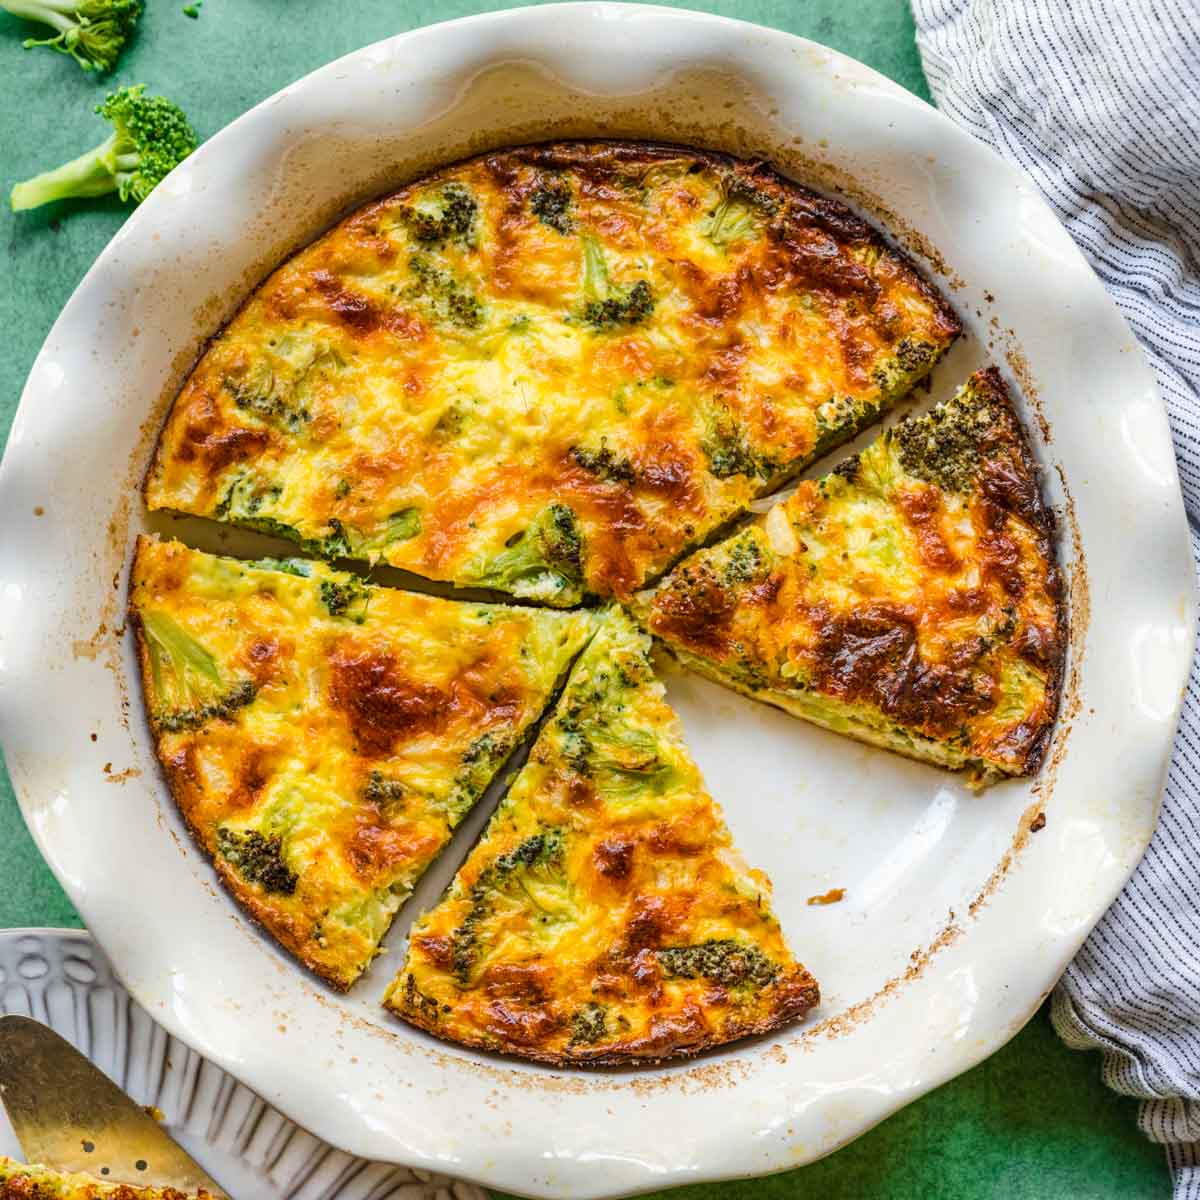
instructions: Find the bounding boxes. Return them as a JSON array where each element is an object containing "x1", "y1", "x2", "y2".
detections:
[
  {"x1": 385, "y1": 968, "x2": 819, "y2": 1068},
  {"x1": 967, "y1": 366, "x2": 1068, "y2": 776},
  {"x1": 127, "y1": 537, "x2": 358, "y2": 992}
]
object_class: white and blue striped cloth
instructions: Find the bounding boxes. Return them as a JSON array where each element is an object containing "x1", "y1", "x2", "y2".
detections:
[{"x1": 911, "y1": 0, "x2": 1200, "y2": 1192}]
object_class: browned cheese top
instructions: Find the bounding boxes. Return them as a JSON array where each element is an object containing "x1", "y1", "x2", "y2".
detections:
[
  {"x1": 645, "y1": 368, "x2": 1065, "y2": 778},
  {"x1": 146, "y1": 141, "x2": 959, "y2": 605}
]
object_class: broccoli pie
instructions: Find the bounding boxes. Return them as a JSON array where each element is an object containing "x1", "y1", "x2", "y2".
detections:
[
  {"x1": 145, "y1": 142, "x2": 959, "y2": 605},
  {"x1": 133, "y1": 141, "x2": 1065, "y2": 1065}
]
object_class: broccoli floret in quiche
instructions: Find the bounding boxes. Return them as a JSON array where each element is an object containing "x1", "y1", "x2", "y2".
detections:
[{"x1": 464, "y1": 503, "x2": 585, "y2": 601}]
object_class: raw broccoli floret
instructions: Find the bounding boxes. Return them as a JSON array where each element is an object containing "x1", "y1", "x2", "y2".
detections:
[
  {"x1": 11, "y1": 84, "x2": 197, "y2": 212},
  {"x1": 1, "y1": 0, "x2": 140, "y2": 72}
]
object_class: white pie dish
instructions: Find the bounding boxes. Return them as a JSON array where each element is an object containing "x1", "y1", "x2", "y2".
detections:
[{"x1": 0, "y1": 4, "x2": 1193, "y2": 1197}]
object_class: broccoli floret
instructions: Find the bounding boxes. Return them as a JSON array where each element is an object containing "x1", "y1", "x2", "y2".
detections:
[
  {"x1": 870, "y1": 336, "x2": 939, "y2": 396},
  {"x1": 530, "y1": 181, "x2": 572, "y2": 234},
  {"x1": 702, "y1": 195, "x2": 758, "y2": 249},
  {"x1": 722, "y1": 532, "x2": 767, "y2": 586},
  {"x1": 893, "y1": 387, "x2": 991, "y2": 493},
  {"x1": 656, "y1": 939, "x2": 780, "y2": 989},
  {"x1": 443, "y1": 731, "x2": 514, "y2": 825},
  {"x1": 318, "y1": 577, "x2": 370, "y2": 621},
  {"x1": 569, "y1": 1001, "x2": 608, "y2": 1046},
  {"x1": 582, "y1": 279, "x2": 654, "y2": 330},
  {"x1": 2, "y1": 0, "x2": 140, "y2": 72},
  {"x1": 466, "y1": 503, "x2": 585, "y2": 599},
  {"x1": 139, "y1": 609, "x2": 257, "y2": 731},
  {"x1": 216, "y1": 475, "x2": 359, "y2": 561},
  {"x1": 701, "y1": 411, "x2": 776, "y2": 481},
  {"x1": 400, "y1": 182, "x2": 477, "y2": 246},
  {"x1": 450, "y1": 830, "x2": 566, "y2": 983},
  {"x1": 406, "y1": 254, "x2": 483, "y2": 330},
  {"x1": 216, "y1": 828, "x2": 298, "y2": 896},
  {"x1": 700, "y1": 176, "x2": 776, "y2": 251},
  {"x1": 222, "y1": 338, "x2": 342, "y2": 435},
  {"x1": 570, "y1": 441, "x2": 636, "y2": 485},
  {"x1": 364, "y1": 771, "x2": 406, "y2": 808},
  {"x1": 11, "y1": 84, "x2": 197, "y2": 212},
  {"x1": 154, "y1": 680, "x2": 256, "y2": 733},
  {"x1": 577, "y1": 233, "x2": 655, "y2": 330}
]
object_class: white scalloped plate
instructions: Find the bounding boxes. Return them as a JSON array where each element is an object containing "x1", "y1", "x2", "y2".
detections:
[
  {"x1": 0, "y1": 930, "x2": 485, "y2": 1200},
  {"x1": 0, "y1": 5, "x2": 1194, "y2": 1197}
]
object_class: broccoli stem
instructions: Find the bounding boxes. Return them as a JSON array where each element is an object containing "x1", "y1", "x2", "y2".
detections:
[
  {"x1": 10, "y1": 131, "x2": 119, "y2": 211},
  {"x1": 3, "y1": 0, "x2": 76, "y2": 30}
]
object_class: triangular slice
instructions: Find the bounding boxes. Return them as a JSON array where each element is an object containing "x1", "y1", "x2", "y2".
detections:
[
  {"x1": 640, "y1": 368, "x2": 1065, "y2": 783},
  {"x1": 385, "y1": 607, "x2": 818, "y2": 1064},
  {"x1": 129, "y1": 536, "x2": 595, "y2": 989},
  {"x1": 0, "y1": 1159, "x2": 213, "y2": 1199}
]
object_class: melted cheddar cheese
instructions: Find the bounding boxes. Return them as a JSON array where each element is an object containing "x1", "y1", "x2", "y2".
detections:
[
  {"x1": 0, "y1": 1160, "x2": 212, "y2": 1200},
  {"x1": 386, "y1": 608, "x2": 818, "y2": 1064},
  {"x1": 146, "y1": 142, "x2": 960, "y2": 605},
  {"x1": 129, "y1": 537, "x2": 594, "y2": 988},
  {"x1": 642, "y1": 369, "x2": 1065, "y2": 781}
]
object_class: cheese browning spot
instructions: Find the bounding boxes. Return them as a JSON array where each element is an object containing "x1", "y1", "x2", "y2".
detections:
[{"x1": 328, "y1": 646, "x2": 446, "y2": 756}]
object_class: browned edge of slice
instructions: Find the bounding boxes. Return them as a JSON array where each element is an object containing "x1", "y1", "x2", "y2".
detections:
[
  {"x1": 959, "y1": 365, "x2": 1068, "y2": 775},
  {"x1": 391, "y1": 960, "x2": 820, "y2": 1069}
]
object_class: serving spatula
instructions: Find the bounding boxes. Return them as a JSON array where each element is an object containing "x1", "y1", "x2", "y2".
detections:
[{"x1": 0, "y1": 1014, "x2": 229, "y2": 1197}]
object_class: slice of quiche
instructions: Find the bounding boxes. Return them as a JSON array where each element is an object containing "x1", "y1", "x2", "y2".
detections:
[
  {"x1": 146, "y1": 141, "x2": 960, "y2": 605},
  {"x1": 0, "y1": 1158, "x2": 212, "y2": 1199},
  {"x1": 640, "y1": 368, "x2": 1065, "y2": 783},
  {"x1": 385, "y1": 607, "x2": 819, "y2": 1064},
  {"x1": 129, "y1": 536, "x2": 595, "y2": 989}
]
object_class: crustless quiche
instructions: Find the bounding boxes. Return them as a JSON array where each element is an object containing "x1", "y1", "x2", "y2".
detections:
[
  {"x1": 640, "y1": 368, "x2": 1065, "y2": 782},
  {"x1": 145, "y1": 141, "x2": 960, "y2": 604},
  {"x1": 0, "y1": 1159, "x2": 211, "y2": 1200},
  {"x1": 385, "y1": 608, "x2": 819, "y2": 1064},
  {"x1": 129, "y1": 141, "x2": 1068, "y2": 1059},
  {"x1": 129, "y1": 536, "x2": 595, "y2": 988}
]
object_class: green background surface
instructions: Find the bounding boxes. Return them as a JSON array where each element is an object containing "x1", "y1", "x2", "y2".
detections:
[{"x1": 0, "y1": 1, "x2": 1170, "y2": 1197}]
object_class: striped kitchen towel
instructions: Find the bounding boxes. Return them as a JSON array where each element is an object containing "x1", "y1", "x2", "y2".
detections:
[{"x1": 910, "y1": 0, "x2": 1200, "y2": 1192}]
